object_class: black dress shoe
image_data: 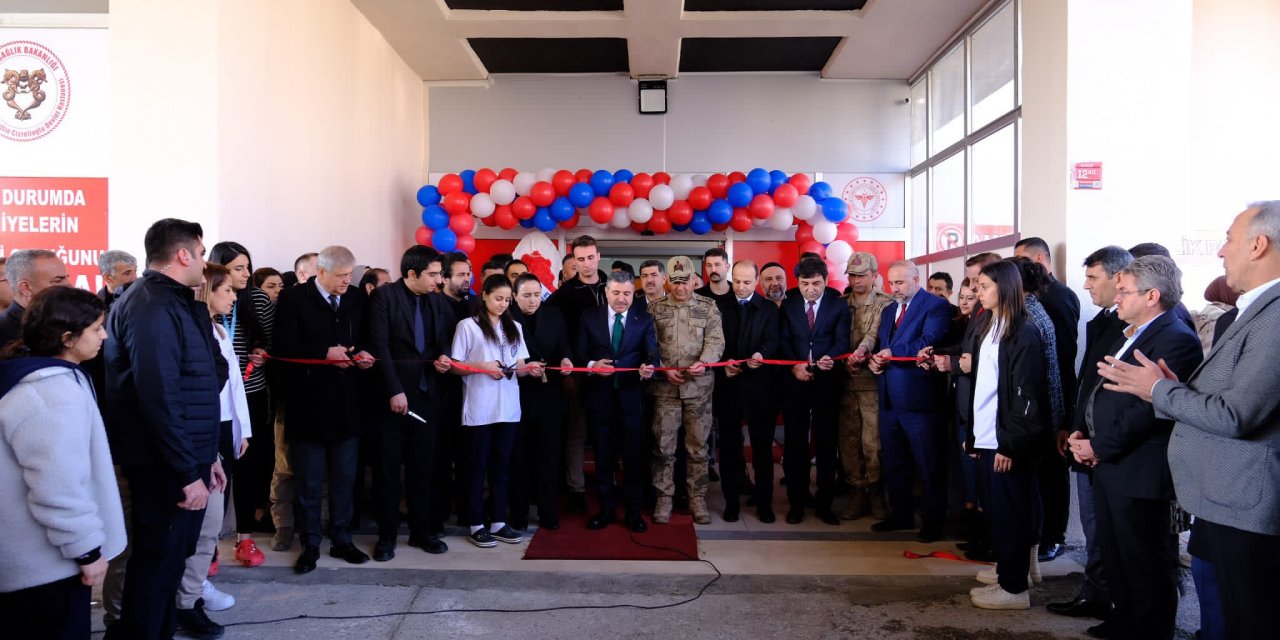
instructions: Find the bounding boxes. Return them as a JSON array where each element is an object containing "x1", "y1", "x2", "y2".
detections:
[
  {"x1": 586, "y1": 512, "x2": 616, "y2": 530},
  {"x1": 539, "y1": 520, "x2": 560, "y2": 531},
  {"x1": 964, "y1": 547, "x2": 998, "y2": 562},
  {"x1": 1038, "y1": 542, "x2": 1065, "y2": 562},
  {"x1": 509, "y1": 520, "x2": 529, "y2": 532},
  {"x1": 373, "y1": 539, "x2": 396, "y2": 562},
  {"x1": 294, "y1": 545, "x2": 320, "y2": 574},
  {"x1": 757, "y1": 506, "x2": 776, "y2": 524},
  {"x1": 785, "y1": 508, "x2": 804, "y2": 524},
  {"x1": 1086, "y1": 620, "x2": 1120, "y2": 639},
  {"x1": 1046, "y1": 597, "x2": 1112, "y2": 619},
  {"x1": 176, "y1": 599, "x2": 225, "y2": 640},
  {"x1": 956, "y1": 539, "x2": 987, "y2": 552},
  {"x1": 870, "y1": 518, "x2": 914, "y2": 533},
  {"x1": 815, "y1": 509, "x2": 840, "y2": 526},
  {"x1": 916, "y1": 527, "x2": 944, "y2": 543},
  {"x1": 568, "y1": 492, "x2": 587, "y2": 514},
  {"x1": 330, "y1": 543, "x2": 370, "y2": 565},
  {"x1": 408, "y1": 535, "x2": 449, "y2": 554},
  {"x1": 627, "y1": 513, "x2": 648, "y2": 533},
  {"x1": 723, "y1": 504, "x2": 740, "y2": 523}
]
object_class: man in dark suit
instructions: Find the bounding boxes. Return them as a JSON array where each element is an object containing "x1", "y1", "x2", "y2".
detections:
[
  {"x1": 366, "y1": 246, "x2": 454, "y2": 561},
  {"x1": 779, "y1": 257, "x2": 851, "y2": 525},
  {"x1": 0, "y1": 249, "x2": 70, "y2": 346},
  {"x1": 576, "y1": 271, "x2": 659, "y2": 532},
  {"x1": 716, "y1": 260, "x2": 780, "y2": 523},
  {"x1": 1068, "y1": 256, "x2": 1203, "y2": 640},
  {"x1": 274, "y1": 245, "x2": 375, "y2": 574},
  {"x1": 869, "y1": 259, "x2": 953, "y2": 542}
]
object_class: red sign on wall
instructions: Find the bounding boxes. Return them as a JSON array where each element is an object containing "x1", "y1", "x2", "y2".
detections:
[
  {"x1": 1073, "y1": 162, "x2": 1102, "y2": 189},
  {"x1": 0, "y1": 176, "x2": 109, "y2": 291}
]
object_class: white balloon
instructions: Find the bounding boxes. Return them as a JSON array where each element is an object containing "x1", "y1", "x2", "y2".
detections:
[
  {"x1": 649, "y1": 184, "x2": 675, "y2": 210},
  {"x1": 691, "y1": 174, "x2": 708, "y2": 187},
  {"x1": 628, "y1": 198, "x2": 654, "y2": 224},
  {"x1": 535, "y1": 167, "x2": 556, "y2": 183},
  {"x1": 826, "y1": 240, "x2": 853, "y2": 266},
  {"x1": 770, "y1": 208, "x2": 794, "y2": 231},
  {"x1": 753, "y1": 216, "x2": 768, "y2": 227},
  {"x1": 670, "y1": 174, "x2": 694, "y2": 200},
  {"x1": 513, "y1": 172, "x2": 536, "y2": 196},
  {"x1": 813, "y1": 218, "x2": 838, "y2": 244},
  {"x1": 610, "y1": 207, "x2": 631, "y2": 229},
  {"x1": 793, "y1": 195, "x2": 818, "y2": 221},
  {"x1": 470, "y1": 192, "x2": 496, "y2": 218},
  {"x1": 489, "y1": 179, "x2": 516, "y2": 205}
]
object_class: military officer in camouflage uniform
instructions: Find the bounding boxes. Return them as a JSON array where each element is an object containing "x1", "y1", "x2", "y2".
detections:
[
  {"x1": 649, "y1": 256, "x2": 725, "y2": 524},
  {"x1": 840, "y1": 252, "x2": 894, "y2": 520}
]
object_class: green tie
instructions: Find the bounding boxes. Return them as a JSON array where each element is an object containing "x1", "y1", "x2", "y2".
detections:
[{"x1": 612, "y1": 313, "x2": 624, "y2": 389}]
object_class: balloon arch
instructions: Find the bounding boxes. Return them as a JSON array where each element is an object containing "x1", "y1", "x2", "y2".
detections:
[{"x1": 415, "y1": 167, "x2": 861, "y2": 278}]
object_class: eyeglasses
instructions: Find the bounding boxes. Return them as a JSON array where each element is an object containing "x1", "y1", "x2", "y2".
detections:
[{"x1": 1114, "y1": 288, "x2": 1153, "y2": 298}]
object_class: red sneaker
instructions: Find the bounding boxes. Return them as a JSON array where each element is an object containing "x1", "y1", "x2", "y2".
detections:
[
  {"x1": 234, "y1": 539, "x2": 265, "y2": 567},
  {"x1": 208, "y1": 557, "x2": 218, "y2": 576}
]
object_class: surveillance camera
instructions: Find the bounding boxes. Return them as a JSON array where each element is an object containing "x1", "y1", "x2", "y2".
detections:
[{"x1": 903, "y1": 97, "x2": 911, "y2": 104}]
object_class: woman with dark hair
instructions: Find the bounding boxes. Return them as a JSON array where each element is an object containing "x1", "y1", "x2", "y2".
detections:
[
  {"x1": 252, "y1": 267, "x2": 284, "y2": 304},
  {"x1": 965, "y1": 260, "x2": 1052, "y2": 610},
  {"x1": 206, "y1": 241, "x2": 272, "y2": 566},
  {"x1": 1191, "y1": 275, "x2": 1238, "y2": 355},
  {"x1": 0, "y1": 287, "x2": 125, "y2": 639},
  {"x1": 447, "y1": 274, "x2": 540, "y2": 548}
]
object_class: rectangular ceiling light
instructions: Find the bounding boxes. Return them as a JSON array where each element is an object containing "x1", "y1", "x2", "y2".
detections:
[{"x1": 638, "y1": 79, "x2": 667, "y2": 115}]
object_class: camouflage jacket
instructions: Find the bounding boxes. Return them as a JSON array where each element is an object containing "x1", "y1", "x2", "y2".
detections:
[{"x1": 649, "y1": 293, "x2": 725, "y2": 399}]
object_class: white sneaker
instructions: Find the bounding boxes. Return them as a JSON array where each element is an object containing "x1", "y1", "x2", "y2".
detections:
[
  {"x1": 969, "y1": 583, "x2": 1001, "y2": 598},
  {"x1": 970, "y1": 584, "x2": 1031, "y2": 610},
  {"x1": 201, "y1": 580, "x2": 236, "y2": 611}
]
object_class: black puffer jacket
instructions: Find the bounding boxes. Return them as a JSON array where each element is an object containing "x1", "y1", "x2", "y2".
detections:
[{"x1": 966, "y1": 318, "x2": 1053, "y2": 460}]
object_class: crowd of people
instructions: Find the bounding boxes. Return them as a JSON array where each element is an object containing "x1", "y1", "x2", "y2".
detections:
[{"x1": 0, "y1": 201, "x2": 1278, "y2": 640}]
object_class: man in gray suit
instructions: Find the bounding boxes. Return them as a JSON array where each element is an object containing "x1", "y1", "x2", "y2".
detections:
[{"x1": 1099, "y1": 200, "x2": 1280, "y2": 640}]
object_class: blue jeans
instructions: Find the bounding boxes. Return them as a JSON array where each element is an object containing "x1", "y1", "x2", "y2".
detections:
[
  {"x1": 1075, "y1": 470, "x2": 1109, "y2": 602},
  {"x1": 1192, "y1": 556, "x2": 1226, "y2": 640}
]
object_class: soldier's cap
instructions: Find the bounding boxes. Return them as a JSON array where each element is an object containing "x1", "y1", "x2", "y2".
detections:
[
  {"x1": 847, "y1": 252, "x2": 878, "y2": 276},
  {"x1": 666, "y1": 256, "x2": 695, "y2": 283}
]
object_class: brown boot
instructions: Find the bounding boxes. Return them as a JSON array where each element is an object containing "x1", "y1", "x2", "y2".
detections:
[
  {"x1": 653, "y1": 496, "x2": 672, "y2": 524},
  {"x1": 868, "y1": 483, "x2": 888, "y2": 520},
  {"x1": 841, "y1": 489, "x2": 869, "y2": 520},
  {"x1": 690, "y1": 498, "x2": 711, "y2": 525}
]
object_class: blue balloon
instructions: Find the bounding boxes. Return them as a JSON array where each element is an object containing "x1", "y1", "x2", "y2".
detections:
[
  {"x1": 821, "y1": 195, "x2": 849, "y2": 222},
  {"x1": 707, "y1": 199, "x2": 733, "y2": 225},
  {"x1": 769, "y1": 170, "x2": 788, "y2": 194},
  {"x1": 550, "y1": 196, "x2": 574, "y2": 222},
  {"x1": 726, "y1": 182, "x2": 753, "y2": 209},
  {"x1": 568, "y1": 182, "x2": 595, "y2": 208},
  {"x1": 459, "y1": 169, "x2": 477, "y2": 195},
  {"x1": 416, "y1": 185, "x2": 441, "y2": 207},
  {"x1": 613, "y1": 169, "x2": 634, "y2": 184},
  {"x1": 672, "y1": 223, "x2": 690, "y2": 232},
  {"x1": 432, "y1": 228, "x2": 457, "y2": 253},
  {"x1": 689, "y1": 212, "x2": 712, "y2": 235},
  {"x1": 422, "y1": 205, "x2": 449, "y2": 230},
  {"x1": 533, "y1": 208, "x2": 557, "y2": 232},
  {"x1": 746, "y1": 168, "x2": 771, "y2": 195},
  {"x1": 519, "y1": 217, "x2": 536, "y2": 229},
  {"x1": 808, "y1": 181, "x2": 833, "y2": 201},
  {"x1": 590, "y1": 170, "x2": 615, "y2": 197}
]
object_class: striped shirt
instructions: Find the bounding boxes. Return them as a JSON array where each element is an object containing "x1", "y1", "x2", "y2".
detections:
[{"x1": 213, "y1": 288, "x2": 274, "y2": 394}]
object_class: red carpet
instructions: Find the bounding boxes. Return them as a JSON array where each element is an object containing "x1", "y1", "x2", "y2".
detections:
[{"x1": 523, "y1": 511, "x2": 699, "y2": 561}]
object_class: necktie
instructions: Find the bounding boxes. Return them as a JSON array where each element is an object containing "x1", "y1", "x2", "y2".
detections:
[
  {"x1": 740, "y1": 299, "x2": 748, "y2": 308},
  {"x1": 611, "y1": 313, "x2": 624, "y2": 389},
  {"x1": 328, "y1": 294, "x2": 339, "y2": 312},
  {"x1": 806, "y1": 301, "x2": 815, "y2": 330},
  {"x1": 895, "y1": 302, "x2": 908, "y2": 327},
  {"x1": 413, "y1": 295, "x2": 426, "y2": 354}
]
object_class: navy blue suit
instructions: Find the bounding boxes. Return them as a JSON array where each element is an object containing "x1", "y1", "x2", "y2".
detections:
[
  {"x1": 874, "y1": 289, "x2": 953, "y2": 534},
  {"x1": 576, "y1": 304, "x2": 660, "y2": 516},
  {"x1": 778, "y1": 289, "x2": 852, "y2": 514}
]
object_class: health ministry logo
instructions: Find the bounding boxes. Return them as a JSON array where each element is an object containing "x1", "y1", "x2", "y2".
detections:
[{"x1": 1, "y1": 40, "x2": 71, "y2": 142}]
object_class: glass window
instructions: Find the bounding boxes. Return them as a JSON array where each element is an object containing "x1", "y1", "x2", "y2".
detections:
[
  {"x1": 929, "y1": 44, "x2": 965, "y2": 155},
  {"x1": 970, "y1": 124, "x2": 1016, "y2": 243},
  {"x1": 910, "y1": 80, "x2": 929, "y2": 166},
  {"x1": 970, "y1": 2, "x2": 1016, "y2": 131},
  {"x1": 930, "y1": 153, "x2": 965, "y2": 253},
  {"x1": 910, "y1": 173, "x2": 929, "y2": 257}
]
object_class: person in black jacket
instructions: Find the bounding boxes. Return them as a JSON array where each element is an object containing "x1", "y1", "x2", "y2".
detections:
[
  {"x1": 366, "y1": 246, "x2": 454, "y2": 561},
  {"x1": 273, "y1": 245, "x2": 375, "y2": 574},
  {"x1": 102, "y1": 219, "x2": 227, "y2": 640},
  {"x1": 965, "y1": 260, "x2": 1052, "y2": 611},
  {"x1": 510, "y1": 273, "x2": 575, "y2": 530}
]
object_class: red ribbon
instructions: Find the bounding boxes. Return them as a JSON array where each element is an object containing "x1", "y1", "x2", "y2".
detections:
[{"x1": 902, "y1": 549, "x2": 993, "y2": 565}]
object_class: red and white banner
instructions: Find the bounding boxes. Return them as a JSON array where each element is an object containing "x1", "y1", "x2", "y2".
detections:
[{"x1": 0, "y1": 176, "x2": 109, "y2": 291}]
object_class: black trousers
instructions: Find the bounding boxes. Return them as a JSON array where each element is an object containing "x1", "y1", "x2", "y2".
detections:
[
  {"x1": 1038, "y1": 451, "x2": 1071, "y2": 546},
  {"x1": 432, "y1": 390, "x2": 467, "y2": 531},
  {"x1": 104, "y1": 464, "x2": 207, "y2": 640},
  {"x1": 0, "y1": 574, "x2": 90, "y2": 640},
  {"x1": 591, "y1": 391, "x2": 647, "y2": 515},
  {"x1": 373, "y1": 392, "x2": 437, "y2": 541},
  {"x1": 232, "y1": 388, "x2": 273, "y2": 533},
  {"x1": 510, "y1": 406, "x2": 562, "y2": 526},
  {"x1": 464, "y1": 422, "x2": 517, "y2": 526},
  {"x1": 1092, "y1": 477, "x2": 1177, "y2": 640},
  {"x1": 977, "y1": 450, "x2": 1040, "y2": 594},
  {"x1": 291, "y1": 436, "x2": 358, "y2": 547},
  {"x1": 1203, "y1": 520, "x2": 1280, "y2": 640},
  {"x1": 719, "y1": 389, "x2": 776, "y2": 507},
  {"x1": 783, "y1": 376, "x2": 840, "y2": 512}
]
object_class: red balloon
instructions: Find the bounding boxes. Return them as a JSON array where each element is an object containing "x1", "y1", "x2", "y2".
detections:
[
  {"x1": 668, "y1": 200, "x2": 693, "y2": 226},
  {"x1": 493, "y1": 204, "x2": 517, "y2": 229},
  {"x1": 474, "y1": 168, "x2": 498, "y2": 194},
  {"x1": 772, "y1": 183, "x2": 799, "y2": 208},
  {"x1": 729, "y1": 208, "x2": 753, "y2": 232},
  {"x1": 455, "y1": 234, "x2": 476, "y2": 254},
  {"x1": 836, "y1": 222, "x2": 860, "y2": 244},
  {"x1": 442, "y1": 191, "x2": 470, "y2": 216},
  {"x1": 530, "y1": 181, "x2": 555, "y2": 207},
  {"x1": 438, "y1": 173, "x2": 463, "y2": 195},
  {"x1": 748, "y1": 194, "x2": 775, "y2": 220},
  {"x1": 552, "y1": 170, "x2": 575, "y2": 196},
  {"x1": 630, "y1": 173, "x2": 654, "y2": 199},
  {"x1": 512, "y1": 196, "x2": 536, "y2": 220},
  {"x1": 498, "y1": 167, "x2": 518, "y2": 181},
  {"x1": 574, "y1": 168, "x2": 593, "y2": 183},
  {"x1": 449, "y1": 213, "x2": 475, "y2": 235},
  {"x1": 728, "y1": 171, "x2": 747, "y2": 184},
  {"x1": 588, "y1": 197, "x2": 614, "y2": 224},
  {"x1": 712, "y1": 222, "x2": 730, "y2": 232},
  {"x1": 561, "y1": 211, "x2": 580, "y2": 229},
  {"x1": 799, "y1": 240, "x2": 826, "y2": 257},
  {"x1": 707, "y1": 174, "x2": 730, "y2": 199},
  {"x1": 688, "y1": 186, "x2": 713, "y2": 210},
  {"x1": 481, "y1": 214, "x2": 497, "y2": 227},
  {"x1": 652, "y1": 171, "x2": 671, "y2": 185},
  {"x1": 609, "y1": 182, "x2": 635, "y2": 207},
  {"x1": 788, "y1": 173, "x2": 812, "y2": 195},
  {"x1": 649, "y1": 211, "x2": 671, "y2": 234},
  {"x1": 795, "y1": 222, "x2": 814, "y2": 244},
  {"x1": 630, "y1": 222, "x2": 648, "y2": 233},
  {"x1": 415, "y1": 226, "x2": 433, "y2": 246}
]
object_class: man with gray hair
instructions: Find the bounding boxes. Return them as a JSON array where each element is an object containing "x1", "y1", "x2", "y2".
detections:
[
  {"x1": 97, "y1": 250, "x2": 138, "y2": 308},
  {"x1": 1066, "y1": 255, "x2": 1202, "y2": 639},
  {"x1": 273, "y1": 245, "x2": 376, "y2": 574},
  {"x1": 0, "y1": 249, "x2": 70, "y2": 345},
  {"x1": 1099, "y1": 201, "x2": 1280, "y2": 640}
]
